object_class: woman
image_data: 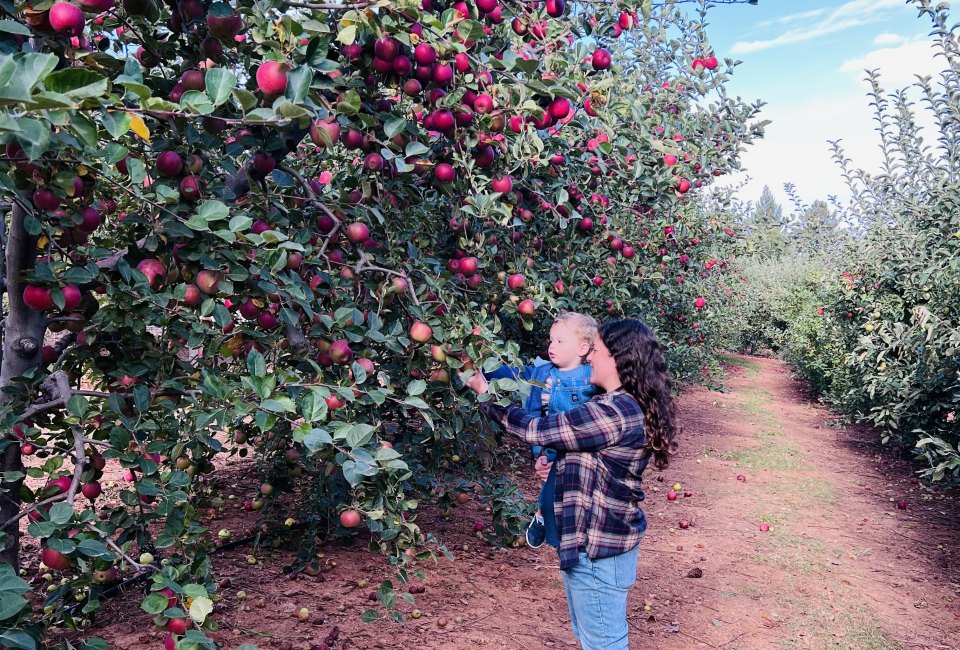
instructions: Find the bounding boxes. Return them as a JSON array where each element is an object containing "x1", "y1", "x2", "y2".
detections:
[{"x1": 464, "y1": 319, "x2": 678, "y2": 650}]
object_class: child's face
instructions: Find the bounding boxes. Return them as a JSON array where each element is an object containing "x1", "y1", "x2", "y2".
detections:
[{"x1": 548, "y1": 322, "x2": 591, "y2": 370}]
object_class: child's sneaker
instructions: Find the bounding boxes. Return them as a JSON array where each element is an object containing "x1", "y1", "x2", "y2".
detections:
[{"x1": 526, "y1": 513, "x2": 546, "y2": 548}]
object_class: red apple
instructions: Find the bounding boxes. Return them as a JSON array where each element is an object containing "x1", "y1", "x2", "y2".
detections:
[
  {"x1": 41, "y1": 547, "x2": 72, "y2": 571},
  {"x1": 340, "y1": 509, "x2": 361, "y2": 528},
  {"x1": 345, "y1": 222, "x2": 369, "y2": 244},
  {"x1": 434, "y1": 163, "x2": 456, "y2": 184},
  {"x1": 256, "y1": 60, "x2": 289, "y2": 95},
  {"x1": 136, "y1": 259, "x2": 166, "y2": 288},
  {"x1": 49, "y1": 2, "x2": 85, "y2": 36},
  {"x1": 196, "y1": 270, "x2": 220, "y2": 295},
  {"x1": 591, "y1": 49, "x2": 611, "y2": 70},
  {"x1": 409, "y1": 321, "x2": 433, "y2": 343},
  {"x1": 491, "y1": 175, "x2": 513, "y2": 193},
  {"x1": 507, "y1": 273, "x2": 525, "y2": 290},
  {"x1": 81, "y1": 481, "x2": 102, "y2": 501},
  {"x1": 518, "y1": 299, "x2": 535, "y2": 315},
  {"x1": 23, "y1": 285, "x2": 54, "y2": 311}
]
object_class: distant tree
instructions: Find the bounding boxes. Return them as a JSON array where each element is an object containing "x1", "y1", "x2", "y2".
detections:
[{"x1": 741, "y1": 185, "x2": 787, "y2": 256}]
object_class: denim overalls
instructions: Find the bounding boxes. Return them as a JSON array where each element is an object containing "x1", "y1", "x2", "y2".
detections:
[
  {"x1": 533, "y1": 364, "x2": 595, "y2": 547},
  {"x1": 485, "y1": 359, "x2": 595, "y2": 546}
]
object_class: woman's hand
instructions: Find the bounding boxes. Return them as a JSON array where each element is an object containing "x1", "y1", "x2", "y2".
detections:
[{"x1": 462, "y1": 370, "x2": 489, "y2": 394}]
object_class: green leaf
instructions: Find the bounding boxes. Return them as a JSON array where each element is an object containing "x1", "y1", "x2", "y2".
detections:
[
  {"x1": 0, "y1": 52, "x2": 57, "y2": 104},
  {"x1": 338, "y1": 89, "x2": 361, "y2": 116},
  {"x1": 48, "y1": 502, "x2": 74, "y2": 525},
  {"x1": 68, "y1": 113, "x2": 99, "y2": 150},
  {"x1": 303, "y1": 428, "x2": 333, "y2": 454},
  {"x1": 361, "y1": 609, "x2": 380, "y2": 622},
  {"x1": 405, "y1": 142, "x2": 429, "y2": 157},
  {"x1": 101, "y1": 110, "x2": 131, "y2": 140},
  {"x1": 14, "y1": 118, "x2": 50, "y2": 161},
  {"x1": 0, "y1": 630, "x2": 37, "y2": 650},
  {"x1": 407, "y1": 379, "x2": 426, "y2": 396},
  {"x1": 228, "y1": 216, "x2": 253, "y2": 232},
  {"x1": 246, "y1": 349, "x2": 266, "y2": 378},
  {"x1": 337, "y1": 24, "x2": 357, "y2": 45},
  {"x1": 261, "y1": 397, "x2": 295, "y2": 413},
  {"x1": 403, "y1": 397, "x2": 429, "y2": 410},
  {"x1": 76, "y1": 539, "x2": 113, "y2": 559},
  {"x1": 0, "y1": 20, "x2": 31, "y2": 36},
  {"x1": 205, "y1": 68, "x2": 237, "y2": 106},
  {"x1": 286, "y1": 65, "x2": 311, "y2": 103},
  {"x1": 198, "y1": 200, "x2": 229, "y2": 222},
  {"x1": 44, "y1": 69, "x2": 108, "y2": 99},
  {"x1": 384, "y1": 117, "x2": 406, "y2": 138},
  {"x1": 65, "y1": 394, "x2": 88, "y2": 418},
  {"x1": 141, "y1": 592, "x2": 170, "y2": 615},
  {"x1": 189, "y1": 596, "x2": 214, "y2": 624}
]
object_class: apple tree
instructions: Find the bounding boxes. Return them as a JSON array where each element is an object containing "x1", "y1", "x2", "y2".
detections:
[{"x1": 0, "y1": 0, "x2": 762, "y2": 644}]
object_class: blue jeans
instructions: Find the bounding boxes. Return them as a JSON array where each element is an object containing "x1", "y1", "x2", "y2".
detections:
[{"x1": 561, "y1": 546, "x2": 639, "y2": 650}]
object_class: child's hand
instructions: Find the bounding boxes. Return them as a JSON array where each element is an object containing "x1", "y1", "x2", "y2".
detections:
[
  {"x1": 535, "y1": 456, "x2": 553, "y2": 482},
  {"x1": 461, "y1": 370, "x2": 489, "y2": 394}
]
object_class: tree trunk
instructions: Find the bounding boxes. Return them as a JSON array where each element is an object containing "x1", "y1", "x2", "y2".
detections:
[{"x1": 0, "y1": 204, "x2": 45, "y2": 569}]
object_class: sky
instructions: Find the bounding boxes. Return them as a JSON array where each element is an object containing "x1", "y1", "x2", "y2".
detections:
[{"x1": 694, "y1": 0, "x2": 945, "y2": 211}]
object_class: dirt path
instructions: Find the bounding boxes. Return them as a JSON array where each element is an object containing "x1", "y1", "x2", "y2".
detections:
[{"x1": 85, "y1": 355, "x2": 960, "y2": 650}]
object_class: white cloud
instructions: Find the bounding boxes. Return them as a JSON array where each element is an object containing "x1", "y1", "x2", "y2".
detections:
[
  {"x1": 756, "y1": 8, "x2": 826, "y2": 30},
  {"x1": 731, "y1": 0, "x2": 906, "y2": 55},
  {"x1": 839, "y1": 37, "x2": 942, "y2": 88},
  {"x1": 724, "y1": 38, "x2": 945, "y2": 211},
  {"x1": 873, "y1": 32, "x2": 906, "y2": 46}
]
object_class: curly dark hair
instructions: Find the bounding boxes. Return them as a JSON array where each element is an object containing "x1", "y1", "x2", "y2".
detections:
[{"x1": 599, "y1": 319, "x2": 679, "y2": 470}]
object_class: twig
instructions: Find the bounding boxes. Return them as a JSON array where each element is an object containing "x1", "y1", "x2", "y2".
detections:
[
  {"x1": 64, "y1": 427, "x2": 85, "y2": 505},
  {"x1": 85, "y1": 523, "x2": 150, "y2": 572}
]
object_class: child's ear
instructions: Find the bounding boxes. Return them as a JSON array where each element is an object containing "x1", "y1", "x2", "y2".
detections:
[{"x1": 577, "y1": 341, "x2": 591, "y2": 357}]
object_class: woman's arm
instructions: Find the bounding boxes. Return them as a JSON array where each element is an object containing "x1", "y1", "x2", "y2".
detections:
[{"x1": 480, "y1": 399, "x2": 632, "y2": 452}]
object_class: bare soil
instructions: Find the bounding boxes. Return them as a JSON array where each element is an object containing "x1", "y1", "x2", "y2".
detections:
[{"x1": 46, "y1": 355, "x2": 960, "y2": 649}]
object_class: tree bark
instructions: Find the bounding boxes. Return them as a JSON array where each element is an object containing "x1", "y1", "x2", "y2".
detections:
[{"x1": 0, "y1": 204, "x2": 46, "y2": 569}]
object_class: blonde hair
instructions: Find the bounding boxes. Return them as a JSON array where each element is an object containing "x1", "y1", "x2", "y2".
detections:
[{"x1": 552, "y1": 311, "x2": 599, "y2": 348}]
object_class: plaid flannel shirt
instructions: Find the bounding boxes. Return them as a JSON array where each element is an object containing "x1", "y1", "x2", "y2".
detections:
[{"x1": 481, "y1": 389, "x2": 649, "y2": 570}]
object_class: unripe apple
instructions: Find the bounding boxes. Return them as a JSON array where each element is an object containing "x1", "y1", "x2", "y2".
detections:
[{"x1": 430, "y1": 345, "x2": 448, "y2": 363}]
